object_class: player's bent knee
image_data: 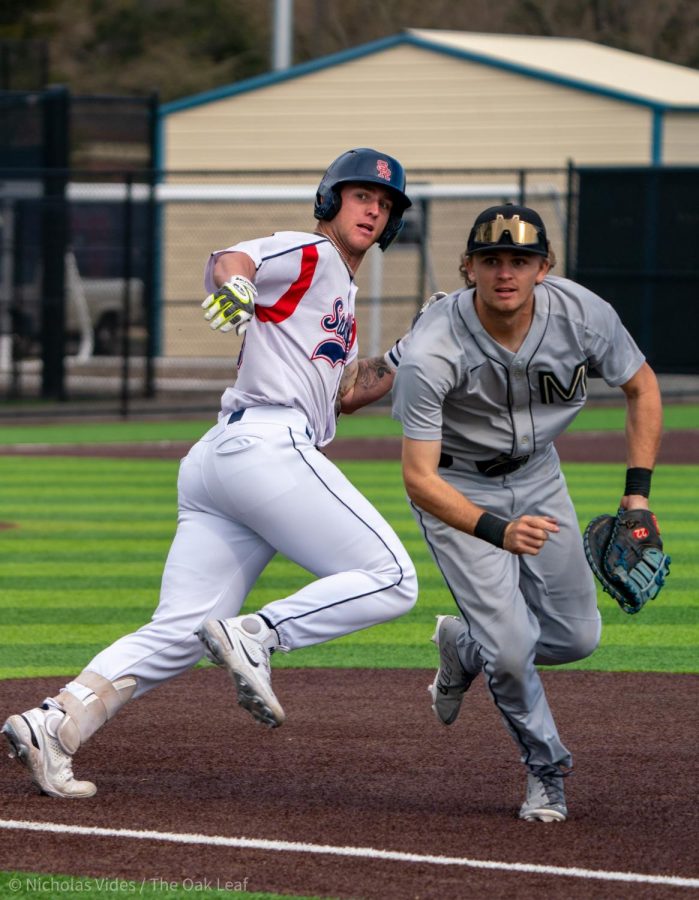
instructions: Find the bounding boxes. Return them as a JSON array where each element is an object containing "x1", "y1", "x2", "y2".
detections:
[
  {"x1": 54, "y1": 670, "x2": 137, "y2": 754},
  {"x1": 395, "y1": 561, "x2": 418, "y2": 611},
  {"x1": 565, "y1": 616, "x2": 602, "y2": 662},
  {"x1": 376, "y1": 561, "x2": 418, "y2": 622},
  {"x1": 374, "y1": 548, "x2": 417, "y2": 601},
  {"x1": 536, "y1": 613, "x2": 602, "y2": 665}
]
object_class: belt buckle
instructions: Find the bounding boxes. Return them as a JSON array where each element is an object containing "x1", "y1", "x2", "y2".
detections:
[{"x1": 476, "y1": 453, "x2": 529, "y2": 477}]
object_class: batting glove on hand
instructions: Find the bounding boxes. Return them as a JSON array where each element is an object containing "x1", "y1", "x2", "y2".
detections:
[
  {"x1": 384, "y1": 291, "x2": 448, "y2": 372},
  {"x1": 202, "y1": 275, "x2": 257, "y2": 334}
]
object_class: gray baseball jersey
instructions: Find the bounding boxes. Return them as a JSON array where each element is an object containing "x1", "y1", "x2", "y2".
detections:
[
  {"x1": 393, "y1": 274, "x2": 644, "y2": 463},
  {"x1": 392, "y1": 275, "x2": 645, "y2": 771}
]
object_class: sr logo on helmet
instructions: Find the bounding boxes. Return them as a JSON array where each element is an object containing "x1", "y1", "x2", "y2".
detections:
[{"x1": 376, "y1": 159, "x2": 392, "y2": 181}]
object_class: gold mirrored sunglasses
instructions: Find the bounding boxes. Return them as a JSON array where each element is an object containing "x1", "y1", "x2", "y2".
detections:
[{"x1": 473, "y1": 214, "x2": 541, "y2": 246}]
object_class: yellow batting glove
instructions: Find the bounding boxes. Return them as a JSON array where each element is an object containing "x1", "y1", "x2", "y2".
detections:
[{"x1": 202, "y1": 275, "x2": 257, "y2": 334}]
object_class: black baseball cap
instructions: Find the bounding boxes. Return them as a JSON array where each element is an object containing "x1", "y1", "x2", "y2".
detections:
[{"x1": 467, "y1": 203, "x2": 548, "y2": 256}]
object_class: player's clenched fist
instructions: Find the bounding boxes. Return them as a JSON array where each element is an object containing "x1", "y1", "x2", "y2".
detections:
[
  {"x1": 504, "y1": 515, "x2": 559, "y2": 556},
  {"x1": 202, "y1": 275, "x2": 257, "y2": 334}
]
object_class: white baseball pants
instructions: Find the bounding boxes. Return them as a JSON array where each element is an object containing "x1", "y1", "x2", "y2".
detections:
[{"x1": 78, "y1": 407, "x2": 417, "y2": 699}]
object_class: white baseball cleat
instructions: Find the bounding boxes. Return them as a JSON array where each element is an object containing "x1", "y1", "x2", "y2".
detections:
[
  {"x1": 196, "y1": 615, "x2": 286, "y2": 728},
  {"x1": 2, "y1": 706, "x2": 96, "y2": 799},
  {"x1": 428, "y1": 615, "x2": 478, "y2": 726},
  {"x1": 519, "y1": 764, "x2": 569, "y2": 822}
]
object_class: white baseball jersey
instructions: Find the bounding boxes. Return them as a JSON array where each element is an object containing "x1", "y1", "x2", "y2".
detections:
[
  {"x1": 393, "y1": 274, "x2": 645, "y2": 461},
  {"x1": 205, "y1": 231, "x2": 358, "y2": 447},
  {"x1": 69, "y1": 232, "x2": 417, "y2": 704}
]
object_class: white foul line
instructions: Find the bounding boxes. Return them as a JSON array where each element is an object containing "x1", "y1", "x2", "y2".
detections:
[{"x1": 1, "y1": 819, "x2": 697, "y2": 890}]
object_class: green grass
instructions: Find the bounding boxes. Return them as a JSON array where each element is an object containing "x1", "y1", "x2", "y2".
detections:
[
  {"x1": 0, "y1": 457, "x2": 696, "y2": 679},
  {"x1": 0, "y1": 403, "x2": 697, "y2": 444},
  {"x1": 564, "y1": 403, "x2": 698, "y2": 432},
  {"x1": 0, "y1": 419, "x2": 210, "y2": 445}
]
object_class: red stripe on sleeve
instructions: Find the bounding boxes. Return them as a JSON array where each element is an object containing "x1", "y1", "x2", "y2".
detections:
[{"x1": 255, "y1": 244, "x2": 319, "y2": 324}]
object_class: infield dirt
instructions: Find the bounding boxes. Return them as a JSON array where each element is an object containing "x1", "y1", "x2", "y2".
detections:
[{"x1": 1, "y1": 669, "x2": 696, "y2": 899}]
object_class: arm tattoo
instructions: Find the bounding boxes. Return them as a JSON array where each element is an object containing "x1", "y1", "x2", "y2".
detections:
[
  {"x1": 337, "y1": 356, "x2": 393, "y2": 414},
  {"x1": 355, "y1": 356, "x2": 393, "y2": 390},
  {"x1": 338, "y1": 361, "x2": 359, "y2": 400}
]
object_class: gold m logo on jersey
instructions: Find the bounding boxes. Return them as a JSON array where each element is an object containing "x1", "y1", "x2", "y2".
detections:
[{"x1": 538, "y1": 363, "x2": 588, "y2": 404}]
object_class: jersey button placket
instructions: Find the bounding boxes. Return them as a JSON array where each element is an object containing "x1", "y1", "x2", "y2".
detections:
[{"x1": 510, "y1": 359, "x2": 531, "y2": 457}]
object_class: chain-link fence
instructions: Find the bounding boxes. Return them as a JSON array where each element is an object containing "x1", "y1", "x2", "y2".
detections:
[
  {"x1": 1, "y1": 86, "x2": 697, "y2": 417},
  {"x1": 0, "y1": 86, "x2": 158, "y2": 416},
  {"x1": 3, "y1": 163, "x2": 697, "y2": 418},
  {"x1": 0, "y1": 170, "x2": 157, "y2": 412},
  {"x1": 0, "y1": 165, "x2": 569, "y2": 417}
]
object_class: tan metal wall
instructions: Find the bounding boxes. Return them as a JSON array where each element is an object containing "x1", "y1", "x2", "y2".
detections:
[
  {"x1": 160, "y1": 41, "x2": 696, "y2": 360},
  {"x1": 164, "y1": 44, "x2": 662, "y2": 171},
  {"x1": 663, "y1": 112, "x2": 699, "y2": 163}
]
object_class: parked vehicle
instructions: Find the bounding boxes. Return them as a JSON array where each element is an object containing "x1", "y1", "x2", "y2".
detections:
[
  {"x1": 1, "y1": 196, "x2": 148, "y2": 358},
  {"x1": 8, "y1": 260, "x2": 145, "y2": 357}
]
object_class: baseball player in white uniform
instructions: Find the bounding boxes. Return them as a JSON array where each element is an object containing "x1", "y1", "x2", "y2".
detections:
[
  {"x1": 392, "y1": 203, "x2": 663, "y2": 823},
  {"x1": 2, "y1": 148, "x2": 418, "y2": 798}
]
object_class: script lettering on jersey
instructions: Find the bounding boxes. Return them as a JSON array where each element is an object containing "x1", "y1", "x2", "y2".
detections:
[
  {"x1": 538, "y1": 362, "x2": 588, "y2": 404},
  {"x1": 312, "y1": 297, "x2": 356, "y2": 367}
]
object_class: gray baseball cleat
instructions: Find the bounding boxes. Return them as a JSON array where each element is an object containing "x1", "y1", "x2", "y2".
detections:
[
  {"x1": 428, "y1": 614, "x2": 478, "y2": 726},
  {"x1": 519, "y1": 764, "x2": 569, "y2": 822},
  {"x1": 2, "y1": 706, "x2": 96, "y2": 799},
  {"x1": 196, "y1": 615, "x2": 285, "y2": 728}
]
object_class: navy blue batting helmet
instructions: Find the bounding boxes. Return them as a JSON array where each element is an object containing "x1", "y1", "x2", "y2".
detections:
[{"x1": 314, "y1": 148, "x2": 412, "y2": 251}]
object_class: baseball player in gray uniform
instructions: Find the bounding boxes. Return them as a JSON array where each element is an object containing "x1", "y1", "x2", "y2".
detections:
[
  {"x1": 392, "y1": 203, "x2": 663, "y2": 823},
  {"x1": 2, "y1": 148, "x2": 418, "y2": 798}
]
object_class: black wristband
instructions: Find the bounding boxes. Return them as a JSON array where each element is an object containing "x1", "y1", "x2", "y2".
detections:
[
  {"x1": 474, "y1": 512, "x2": 509, "y2": 548},
  {"x1": 625, "y1": 467, "x2": 652, "y2": 498}
]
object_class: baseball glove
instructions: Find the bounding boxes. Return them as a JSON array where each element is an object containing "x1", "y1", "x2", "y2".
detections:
[{"x1": 583, "y1": 508, "x2": 670, "y2": 614}]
